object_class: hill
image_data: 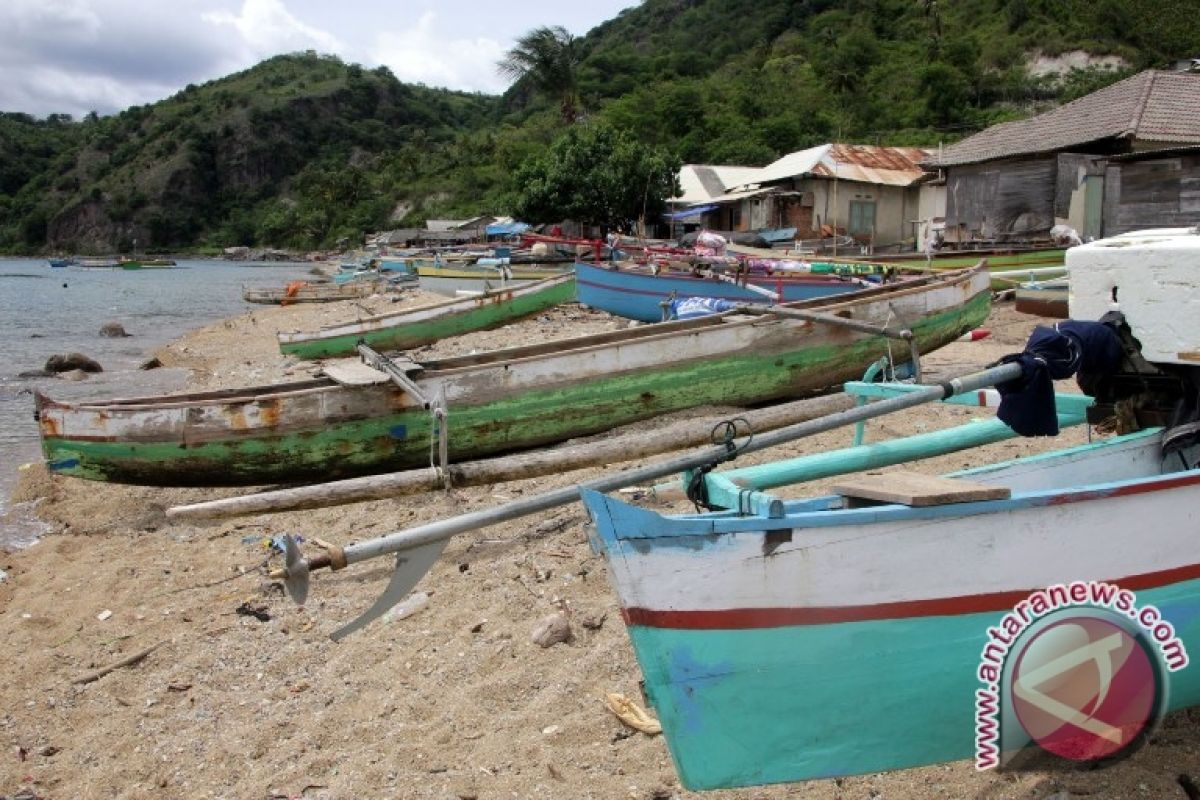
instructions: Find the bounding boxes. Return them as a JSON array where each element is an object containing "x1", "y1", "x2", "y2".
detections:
[
  {"x1": 3, "y1": 0, "x2": 1199, "y2": 254},
  {"x1": 0, "y1": 53, "x2": 502, "y2": 254}
]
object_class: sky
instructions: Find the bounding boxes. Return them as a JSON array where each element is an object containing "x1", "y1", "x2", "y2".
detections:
[{"x1": 0, "y1": 0, "x2": 638, "y2": 119}]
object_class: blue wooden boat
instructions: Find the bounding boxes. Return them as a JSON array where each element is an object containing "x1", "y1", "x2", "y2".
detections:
[
  {"x1": 48, "y1": 257, "x2": 75, "y2": 268},
  {"x1": 575, "y1": 261, "x2": 887, "y2": 322},
  {"x1": 581, "y1": 380, "x2": 1200, "y2": 789}
]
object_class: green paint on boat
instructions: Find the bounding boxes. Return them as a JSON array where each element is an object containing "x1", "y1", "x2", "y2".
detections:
[
  {"x1": 42, "y1": 290, "x2": 989, "y2": 485},
  {"x1": 279, "y1": 278, "x2": 577, "y2": 359}
]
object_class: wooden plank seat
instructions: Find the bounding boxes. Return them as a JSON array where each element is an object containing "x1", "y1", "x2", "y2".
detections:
[{"x1": 831, "y1": 470, "x2": 1011, "y2": 508}]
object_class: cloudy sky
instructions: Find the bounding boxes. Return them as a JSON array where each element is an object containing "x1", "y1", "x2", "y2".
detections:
[{"x1": 0, "y1": 0, "x2": 637, "y2": 119}]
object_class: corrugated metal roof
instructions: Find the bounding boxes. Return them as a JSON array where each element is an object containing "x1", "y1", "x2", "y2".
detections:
[
  {"x1": 673, "y1": 164, "x2": 762, "y2": 203},
  {"x1": 735, "y1": 143, "x2": 930, "y2": 188},
  {"x1": 927, "y1": 70, "x2": 1200, "y2": 167},
  {"x1": 699, "y1": 186, "x2": 780, "y2": 206}
]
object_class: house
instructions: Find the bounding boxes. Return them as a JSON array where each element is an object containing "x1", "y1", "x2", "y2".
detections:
[
  {"x1": 686, "y1": 144, "x2": 931, "y2": 252},
  {"x1": 923, "y1": 69, "x2": 1200, "y2": 243}
]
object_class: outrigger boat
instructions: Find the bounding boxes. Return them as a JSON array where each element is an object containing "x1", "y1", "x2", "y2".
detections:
[
  {"x1": 415, "y1": 261, "x2": 569, "y2": 297},
  {"x1": 241, "y1": 280, "x2": 385, "y2": 305},
  {"x1": 278, "y1": 273, "x2": 577, "y2": 359},
  {"x1": 575, "y1": 260, "x2": 887, "y2": 322},
  {"x1": 35, "y1": 265, "x2": 990, "y2": 486}
]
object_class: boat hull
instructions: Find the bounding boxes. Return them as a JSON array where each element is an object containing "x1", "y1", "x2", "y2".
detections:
[
  {"x1": 278, "y1": 274, "x2": 577, "y2": 359},
  {"x1": 37, "y1": 267, "x2": 990, "y2": 485},
  {"x1": 581, "y1": 432, "x2": 1200, "y2": 789},
  {"x1": 575, "y1": 262, "x2": 867, "y2": 322},
  {"x1": 416, "y1": 264, "x2": 568, "y2": 297},
  {"x1": 1014, "y1": 285, "x2": 1069, "y2": 318},
  {"x1": 242, "y1": 282, "x2": 381, "y2": 304}
]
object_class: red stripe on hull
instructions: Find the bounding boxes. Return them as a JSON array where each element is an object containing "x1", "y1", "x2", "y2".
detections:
[{"x1": 621, "y1": 561, "x2": 1200, "y2": 630}]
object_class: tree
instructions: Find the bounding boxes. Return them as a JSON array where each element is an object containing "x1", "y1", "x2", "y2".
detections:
[
  {"x1": 512, "y1": 123, "x2": 681, "y2": 232},
  {"x1": 498, "y1": 26, "x2": 581, "y2": 123}
]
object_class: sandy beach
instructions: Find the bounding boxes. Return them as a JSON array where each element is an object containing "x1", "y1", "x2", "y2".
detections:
[{"x1": 2, "y1": 290, "x2": 1197, "y2": 800}]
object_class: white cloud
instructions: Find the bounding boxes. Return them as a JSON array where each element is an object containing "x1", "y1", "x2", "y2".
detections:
[
  {"x1": 370, "y1": 11, "x2": 508, "y2": 93},
  {"x1": 203, "y1": 0, "x2": 343, "y2": 61}
]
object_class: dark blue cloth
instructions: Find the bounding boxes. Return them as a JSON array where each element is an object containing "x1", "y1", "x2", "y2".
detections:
[{"x1": 995, "y1": 321, "x2": 1124, "y2": 436}]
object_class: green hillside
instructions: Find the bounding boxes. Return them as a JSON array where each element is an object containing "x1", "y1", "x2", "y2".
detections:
[{"x1": 2, "y1": 0, "x2": 1197, "y2": 254}]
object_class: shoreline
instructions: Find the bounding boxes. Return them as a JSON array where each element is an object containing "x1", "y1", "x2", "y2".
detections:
[{"x1": 3, "y1": 296, "x2": 1198, "y2": 799}]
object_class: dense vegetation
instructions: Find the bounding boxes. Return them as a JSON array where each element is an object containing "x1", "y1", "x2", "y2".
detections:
[{"x1": 2, "y1": 0, "x2": 1197, "y2": 254}]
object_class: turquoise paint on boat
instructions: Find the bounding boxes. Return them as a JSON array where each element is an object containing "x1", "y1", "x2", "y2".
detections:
[{"x1": 623, "y1": 579, "x2": 1200, "y2": 789}]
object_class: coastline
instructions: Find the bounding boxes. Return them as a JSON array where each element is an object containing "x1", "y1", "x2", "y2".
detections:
[{"x1": 2, "y1": 296, "x2": 1197, "y2": 799}]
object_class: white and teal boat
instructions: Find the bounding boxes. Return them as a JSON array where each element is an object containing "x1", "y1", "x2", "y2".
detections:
[{"x1": 581, "y1": 385, "x2": 1200, "y2": 788}]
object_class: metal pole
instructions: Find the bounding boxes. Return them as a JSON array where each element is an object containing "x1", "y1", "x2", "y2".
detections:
[
  {"x1": 285, "y1": 361, "x2": 1024, "y2": 576},
  {"x1": 356, "y1": 343, "x2": 429, "y2": 409}
]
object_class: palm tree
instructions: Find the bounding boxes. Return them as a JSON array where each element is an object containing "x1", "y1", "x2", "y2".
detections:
[{"x1": 497, "y1": 26, "x2": 581, "y2": 124}]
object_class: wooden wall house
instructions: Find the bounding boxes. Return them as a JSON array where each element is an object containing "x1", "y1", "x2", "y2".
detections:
[
  {"x1": 688, "y1": 144, "x2": 931, "y2": 251},
  {"x1": 1103, "y1": 146, "x2": 1200, "y2": 234},
  {"x1": 924, "y1": 70, "x2": 1200, "y2": 244}
]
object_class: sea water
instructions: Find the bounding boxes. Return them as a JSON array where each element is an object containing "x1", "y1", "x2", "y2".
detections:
[{"x1": 0, "y1": 258, "x2": 318, "y2": 547}]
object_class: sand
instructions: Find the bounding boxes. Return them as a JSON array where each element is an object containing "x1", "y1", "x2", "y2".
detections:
[{"x1": 2, "y1": 290, "x2": 1197, "y2": 800}]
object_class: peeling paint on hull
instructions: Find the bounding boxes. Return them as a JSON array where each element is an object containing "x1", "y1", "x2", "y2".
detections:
[{"x1": 37, "y1": 270, "x2": 991, "y2": 486}]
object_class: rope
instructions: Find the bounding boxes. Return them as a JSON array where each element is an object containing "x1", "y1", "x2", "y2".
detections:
[
  {"x1": 685, "y1": 418, "x2": 753, "y2": 512},
  {"x1": 428, "y1": 397, "x2": 451, "y2": 490}
]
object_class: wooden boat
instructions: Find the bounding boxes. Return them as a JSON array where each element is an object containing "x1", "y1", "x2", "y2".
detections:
[
  {"x1": 416, "y1": 262, "x2": 568, "y2": 297},
  {"x1": 35, "y1": 265, "x2": 990, "y2": 486},
  {"x1": 76, "y1": 258, "x2": 120, "y2": 269},
  {"x1": 120, "y1": 258, "x2": 176, "y2": 269},
  {"x1": 1014, "y1": 283, "x2": 1069, "y2": 318},
  {"x1": 242, "y1": 280, "x2": 384, "y2": 305},
  {"x1": 576, "y1": 260, "x2": 887, "y2": 322},
  {"x1": 278, "y1": 273, "x2": 577, "y2": 360},
  {"x1": 47, "y1": 257, "x2": 76, "y2": 268},
  {"x1": 581, "y1": 383, "x2": 1200, "y2": 789}
]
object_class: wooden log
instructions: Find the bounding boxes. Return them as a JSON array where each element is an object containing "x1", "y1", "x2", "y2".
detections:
[{"x1": 167, "y1": 393, "x2": 854, "y2": 521}]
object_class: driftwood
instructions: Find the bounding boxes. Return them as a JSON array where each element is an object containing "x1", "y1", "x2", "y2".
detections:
[
  {"x1": 167, "y1": 393, "x2": 854, "y2": 521},
  {"x1": 71, "y1": 642, "x2": 161, "y2": 684}
]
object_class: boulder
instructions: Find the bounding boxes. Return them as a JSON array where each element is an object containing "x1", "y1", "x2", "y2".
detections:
[
  {"x1": 45, "y1": 353, "x2": 103, "y2": 373},
  {"x1": 139, "y1": 356, "x2": 163, "y2": 370},
  {"x1": 99, "y1": 322, "x2": 130, "y2": 338}
]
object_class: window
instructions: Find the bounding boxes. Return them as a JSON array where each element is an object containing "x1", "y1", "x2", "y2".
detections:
[{"x1": 848, "y1": 201, "x2": 876, "y2": 236}]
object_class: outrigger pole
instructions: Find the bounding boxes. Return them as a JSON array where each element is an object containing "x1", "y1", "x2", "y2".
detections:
[{"x1": 272, "y1": 361, "x2": 1025, "y2": 641}]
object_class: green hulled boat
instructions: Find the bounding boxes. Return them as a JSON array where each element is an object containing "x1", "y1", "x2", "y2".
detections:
[
  {"x1": 36, "y1": 265, "x2": 990, "y2": 486},
  {"x1": 278, "y1": 273, "x2": 576, "y2": 359}
]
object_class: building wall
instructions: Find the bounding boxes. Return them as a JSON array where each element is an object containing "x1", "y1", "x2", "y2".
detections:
[
  {"x1": 806, "y1": 179, "x2": 915, "y2": 249},
  {"x1": 944, "y1": 157, "x2": 1056, "y2": 241},
  {"x1": 1103, "y1": 153, "x2": 1200, "y2": 235},
  {"x1": 917, "y1": 184, "x2": 946, "y2": 250}
]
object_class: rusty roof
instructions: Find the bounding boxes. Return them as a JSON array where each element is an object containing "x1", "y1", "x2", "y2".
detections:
[
  {"x1": 927, "y1": 70, "x2": 1200, "y2": 167},
  {"x1": 750, "y1": 143, "x2": 932, "y2": 187}
]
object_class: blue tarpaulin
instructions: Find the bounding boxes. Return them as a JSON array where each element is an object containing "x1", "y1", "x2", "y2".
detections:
[
  {"x1": 759, "y1": 227, "x2": 797, "y2": 243},
  {"x1": 666, "y1": 205, "x2": 717, "y2": 220},
  {"x1": 486, "y1": 221, "x2": 531, "y2": 236}
]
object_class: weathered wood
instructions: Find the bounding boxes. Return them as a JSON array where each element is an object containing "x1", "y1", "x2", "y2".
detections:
[
  {"x1": 166, "y1": 393, "x2": 855, "y2": 520},
  {"x1": 71, "y1": 642, "x2": 161, "y2": 684},
  {"x1": 831, "y1": 470, "x2": 1010, "y2": 507},
  {"x1": 321, "y1": 360, "x2": 392, "y2": 386}
]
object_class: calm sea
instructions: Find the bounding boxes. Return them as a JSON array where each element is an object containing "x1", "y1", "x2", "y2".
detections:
[{"x1": 0, "y1": 258, "x2": 318, "y2": 547}]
